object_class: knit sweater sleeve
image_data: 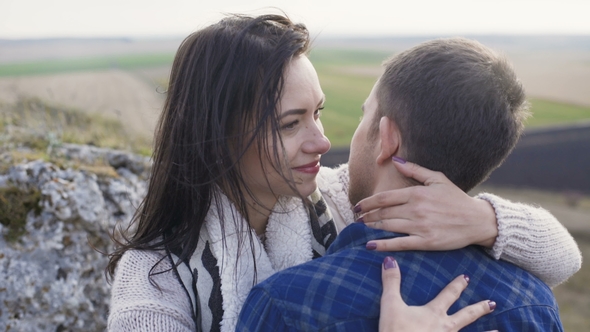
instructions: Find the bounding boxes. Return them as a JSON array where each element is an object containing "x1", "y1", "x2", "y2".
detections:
[
  {"x1": 108, "y1": 249, "x2": 196, "y2": 332},
  {"x1": 477, "y1": 192, "x2": 582, "y2": 288}
]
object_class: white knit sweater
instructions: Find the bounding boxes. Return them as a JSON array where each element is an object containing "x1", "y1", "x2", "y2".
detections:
[{"x1": 108, "y1": 165, "x2": 582, "y2": 332}]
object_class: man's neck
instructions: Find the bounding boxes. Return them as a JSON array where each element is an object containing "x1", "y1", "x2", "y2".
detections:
[{"x1": 372, "y1": 160, "x2": 409, "y2": 195}]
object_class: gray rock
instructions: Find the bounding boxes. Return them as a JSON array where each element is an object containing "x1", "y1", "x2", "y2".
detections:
[{"x1": 0, "y1": 144, "x2": 149, "y2": 331}]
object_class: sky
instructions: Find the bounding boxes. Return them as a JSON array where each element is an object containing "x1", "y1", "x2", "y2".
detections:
[{"x1": 1, "y1": 0, "x2": 590, "y2": 39}]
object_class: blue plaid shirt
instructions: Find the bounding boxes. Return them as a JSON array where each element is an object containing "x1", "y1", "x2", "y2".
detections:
[{"x1": 237, "y1": 223, "x2": 563, "y2": 331}]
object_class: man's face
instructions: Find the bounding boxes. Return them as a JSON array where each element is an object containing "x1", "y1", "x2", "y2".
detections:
[{"x1": 348, "y1": 82, "x2": 380, "y2": 206}]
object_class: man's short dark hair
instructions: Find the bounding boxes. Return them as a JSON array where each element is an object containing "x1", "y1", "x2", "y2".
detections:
[{"x1": 374, "y1": 37, "x2": 530, "y2": 192}]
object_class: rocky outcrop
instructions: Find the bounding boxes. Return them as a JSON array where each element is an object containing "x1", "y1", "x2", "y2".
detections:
[{"x1": 0, "y1": 144, "x2": 150, "y2": 331}]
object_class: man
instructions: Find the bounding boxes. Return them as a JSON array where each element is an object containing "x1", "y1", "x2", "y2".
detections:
[{"x1": 236, "y1": 38, "x2": 564, "y2": 331}]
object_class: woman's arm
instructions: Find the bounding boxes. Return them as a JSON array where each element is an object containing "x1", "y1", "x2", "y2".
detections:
[
  {"x1": 379, "y1": 256, "x2": 496, "y2": 332},
  {"x1": 476, "y1": 192, "x2": 581, "y2": 288},
  {"x1": 108, "y1": 250, "x2": 196, "y2": 331},
  {"x1": 354, "y1": 161, "x2": 582, "y2": 288}
]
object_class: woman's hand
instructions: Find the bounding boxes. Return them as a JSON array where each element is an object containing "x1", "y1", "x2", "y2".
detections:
[
  {"x1": 355, "y1": 159, "x2": 498, "y2": 252},
  {"x1": 379, "y1": 256, "x2": 496, "y2": 332}
]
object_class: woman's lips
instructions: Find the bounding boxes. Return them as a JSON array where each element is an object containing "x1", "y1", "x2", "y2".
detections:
[{"x1": 292, "y1": 161, "x2": 321, "y2": 174}]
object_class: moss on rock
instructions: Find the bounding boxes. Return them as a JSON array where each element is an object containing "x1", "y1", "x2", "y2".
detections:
[{"x1": 0, "y1": 186, "x2": 41, "y2": 242}]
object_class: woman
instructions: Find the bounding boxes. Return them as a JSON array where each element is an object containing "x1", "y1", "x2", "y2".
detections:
[{"x1": 107, "y1": 14, "x2": 580, "y2": 331}]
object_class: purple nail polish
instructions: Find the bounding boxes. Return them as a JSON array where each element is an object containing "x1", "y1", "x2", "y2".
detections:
[
  {"x1": 355, "y1": 217, "x2": 364, "y2": 223},
  {"x1": 464, "y1": 275, "x2": 470, "y2": 283},
  {"x1": 383, "y1": 256, "x2": 397, "y2": 270},
  {"x1": 488, "y1": 301, "x2": 496, "y2": 311},
  {"x1": 366, "y1": 242, "x2": 377, "y2": 250},
  {"x1": 353, "y1": 205, "x2": 362, "y2": 213},
  {"x1": 392, "y1": 156, "x2": 406, "y2": 164}
]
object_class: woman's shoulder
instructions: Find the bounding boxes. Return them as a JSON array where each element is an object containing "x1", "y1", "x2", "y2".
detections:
[
  {"x1": 111, "y1": 249, "x2": 176, "y2": 297},
  {"x1": 109, "y1": 249, "x2": 196, "y2": 330},
  {"x1": 115, "y1": 249, "x2": 171, "y2": 281}
]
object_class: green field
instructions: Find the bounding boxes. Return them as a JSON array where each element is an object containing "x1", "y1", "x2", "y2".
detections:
[
  {"x1": 2, "y1": 48, "x2": 590, "y2": 147},
  {"x1": 309, "y1": 48, "x2": 390, "y2": 146},
  {"x1": 0, "y1": 53, "x2": 174, "y2": 77},
  {"x1": 310, "y1": 48, "x2": 590, "y2": 147}
]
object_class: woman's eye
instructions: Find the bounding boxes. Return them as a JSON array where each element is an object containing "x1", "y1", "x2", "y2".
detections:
[
  {"x1": 314, "y1": 107, "x2": 324, "y2": 117},
  {"x1": 282, "y1": 120, "x2": 299, "y2": 130}
]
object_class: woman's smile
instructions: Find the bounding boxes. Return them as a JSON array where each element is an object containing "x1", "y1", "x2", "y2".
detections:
[{"x1": 292, "y1": 160, "x2": 321, "y2": 174}]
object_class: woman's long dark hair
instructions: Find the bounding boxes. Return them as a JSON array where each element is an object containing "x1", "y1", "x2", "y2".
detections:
[{"x1": 107, "y1": 14, "x2": 310, "y2": 279}]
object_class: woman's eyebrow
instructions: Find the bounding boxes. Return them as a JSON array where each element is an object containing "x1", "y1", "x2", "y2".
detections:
[
  {"x1": 280, "y1": 109, "x2": 307, "y2": 119},
  {"x1": 280, "y1": 96, "x2": 326, "y2": 119}
]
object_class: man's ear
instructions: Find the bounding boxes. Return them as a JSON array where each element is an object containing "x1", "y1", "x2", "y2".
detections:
[{"x1": 376, "y1": 116, "x2": 401, "y2": 165}]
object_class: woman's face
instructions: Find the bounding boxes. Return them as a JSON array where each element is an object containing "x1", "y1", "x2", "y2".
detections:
[{"x1": 241, "y1": 55, "x2": 331, "y2": 204}]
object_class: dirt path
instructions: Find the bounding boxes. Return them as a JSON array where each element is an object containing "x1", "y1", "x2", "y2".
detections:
[
  {"x1": 336, "y1": 51, "x2": 590, "y2": 107},
  {"x1": 0, "y1": 69, "x2": 164, "y2": 140},
  {"x1": 509, "y1": 52, "x2": 590, "y2": 107}
]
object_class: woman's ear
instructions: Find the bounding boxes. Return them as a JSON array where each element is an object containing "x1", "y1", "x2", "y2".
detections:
[{"x1": 376, "y1": 116, "x2": 401, "y2": 165}]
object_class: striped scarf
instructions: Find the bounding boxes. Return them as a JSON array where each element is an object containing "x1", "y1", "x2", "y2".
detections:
[{"x1": 170, "y1": 188, "x2": 337, "y2": 332}]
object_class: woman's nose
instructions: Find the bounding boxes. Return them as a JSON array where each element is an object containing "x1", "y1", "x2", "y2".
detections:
[{"x1": 302, "y1": 124, "x2": 331, "y2": 155}]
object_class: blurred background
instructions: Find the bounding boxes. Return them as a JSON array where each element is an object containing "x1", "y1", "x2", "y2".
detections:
[{"x1": 1, "y1": 0, "x2": 589, "y2": 330}]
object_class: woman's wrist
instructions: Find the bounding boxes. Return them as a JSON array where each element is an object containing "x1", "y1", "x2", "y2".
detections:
[{"x1": 473, "y1": 198, "x2": 499, "y2": 248}]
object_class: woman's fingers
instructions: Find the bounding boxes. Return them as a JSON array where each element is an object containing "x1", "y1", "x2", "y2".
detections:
[
  {"x1": 355, "y1": 188, "x2": 411, "y2": 215},
  {"x1": 381, "y1": 256, "x2": 402, "y2": 301},
  {"x1": 379, "y1": 256, "x2": 403, "y2": 332},
  {"x1": 449, "y1": 300, "x2": 496, "y2": 329},
  {"x1": 366, "y1": 236, "x2": 426, "y2": 252},
  {"x1": 378, "y1": 258, "x2": 495, "y2": 331},
  {"x1": 427, "y1": 274, "x2": 470, "y2": 311},
  {"x1": 354, "y1": 160, "x2": 499, "y2": 251},
  {"x1": 391, "y1": 158, "x2": 449, "y2": 186},
  {"x1": 363, "y1": 218, "x2": 415, "y2": 233}
]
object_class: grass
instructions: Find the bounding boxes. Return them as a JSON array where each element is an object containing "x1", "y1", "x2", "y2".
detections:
[
  {"x1": 0, "y1": 53, "x2": 174, "y2": 77},
  {"x1": 309, "y1": 48, "x2": 392, "y2": 67},
  {"x1": 1, "y1": 47, "x2": 589, "y2": 149},
  {"x1": 309, "y1": 48, "x2": 590, "y2": 147},
  {"x1": 526, "y1": 99, "x2": 590, "y2": 127},
  {"x1": 309, "y1": 48, "x2": 387, "y2": 146},
  {"x1": 0, "y1": 97, "x2": 151, "y2": 155}
]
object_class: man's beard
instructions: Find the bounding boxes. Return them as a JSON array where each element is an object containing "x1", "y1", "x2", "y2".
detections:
[{"x1": 348, "y1": 147, "x2": 375, "y2": 207}]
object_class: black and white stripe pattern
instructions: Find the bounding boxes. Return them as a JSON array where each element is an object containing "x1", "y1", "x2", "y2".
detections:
[
  {"x1": 309, "y1": 190, "x2": 338, "y2": 259},
  {"x1": 174, "y1": 189, "x2": 337, "y2": 332}
]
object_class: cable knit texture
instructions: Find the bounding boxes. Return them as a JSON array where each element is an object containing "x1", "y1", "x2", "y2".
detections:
[
  {"x1": 108, "y1": 164, "x2": 581, "y2": 331},
  {"x1": 108, "y1": 250, "x2": 196, "y2": 331},
  {"x1": 477, "y1": 192, "x2": 582, "y2": 288}
]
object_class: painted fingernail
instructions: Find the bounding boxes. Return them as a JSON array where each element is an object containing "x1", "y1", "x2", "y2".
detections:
[
  {"x1": 392, "y1": 156, "x2": 406, "y2": 164},
  {"x1": 353, "y1": 205, "x2": 362, "y2": 213},
  {"x1": 383, "y1": 256, "x2": 397, "y2": 270},
  {"x1": 464, "y1": 275, "x2": 470, "y2": 283},
  {"x1": 488, "y1": 301, "x2": 496, "y2": 311},
  {"x1": 355, "y1": 217, "x2": 364, "y2": 223},
  {"x1": 366, "y1": 242, "x2": 377, "y2": 250}
]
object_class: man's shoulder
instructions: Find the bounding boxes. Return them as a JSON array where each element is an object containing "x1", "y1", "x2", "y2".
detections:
[
  {"x1": 385, "y1": 245, "x2": 562, "y2": 330},
  {"x1": 465, "y1": 302, "x2": 564, "y2": 331},
  {"x1": 246, "y1": 247, "x2": 383, "y2": 330},
  {"x1": 246, "y1": 224, "x2": 561, "y2": 331}
]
